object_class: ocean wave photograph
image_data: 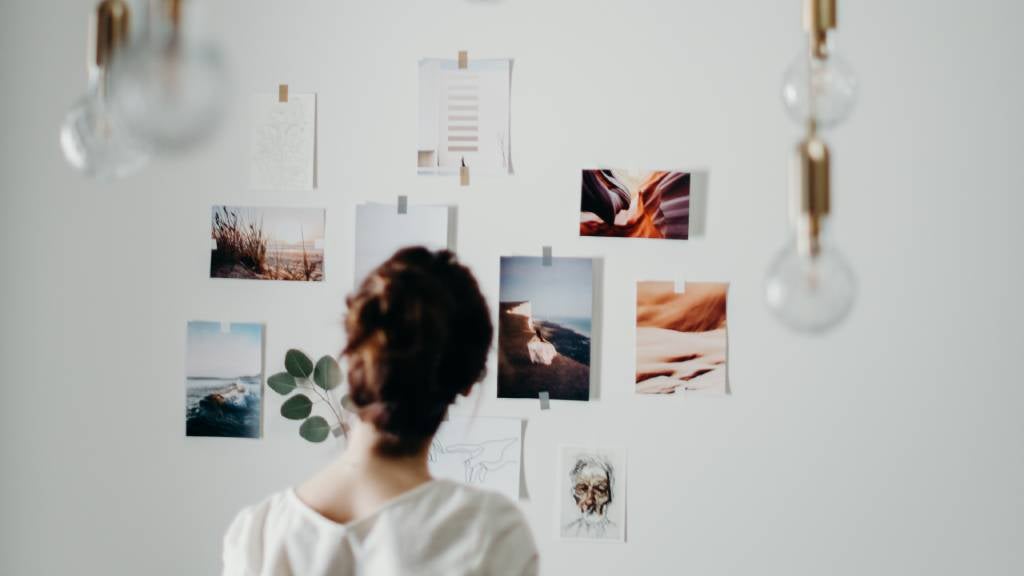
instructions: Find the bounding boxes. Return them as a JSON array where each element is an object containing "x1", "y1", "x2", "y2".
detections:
[
  {"x1": 498, "y1": 257, "x2": 594, "y2": 401},
  {"x1": 185, "y1": 321, "x2": 264, "y2": 438}
]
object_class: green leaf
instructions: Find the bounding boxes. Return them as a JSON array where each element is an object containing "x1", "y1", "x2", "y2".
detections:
[
  {"x1": 340, "y1": 394, "x2": 358, "y2": 413},
  {"x1": 284, "y1": 349, "x2": 313, "y2": 378},
  {"x1": 267, "y1": 372, "x2": 296, "y2": 395},
  {"x1": 299, "y1": 416, "x2": 331, "y2": 443},
  {"x1": 280, "y1": 394, "x2": 313, "y2": 420},
  {"x1": 314, "y1": 355, "x2": 342, "y2": 391}
]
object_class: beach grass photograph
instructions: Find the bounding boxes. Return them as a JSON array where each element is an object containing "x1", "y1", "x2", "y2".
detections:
[
  {"x1": 498, "y1": 256, "x2": 593, "y2": 401},
  {"x1": 210, "y1": 206, "x2": 325, "y2": 282},
  {"x1": 635, "y1": 281, "x2": 728, "y2": 395},
  {"x1": 580, "y1": 169, "x2": 690, "y2": 240},
  {"x1": 185, "y1": 321, "x2": 264, "y2": 438}
]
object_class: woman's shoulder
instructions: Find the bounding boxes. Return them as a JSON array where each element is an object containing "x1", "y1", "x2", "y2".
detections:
[
  {"x1": 418, "y1": 481, "x2": 538, "y2": 573},
  {"x1": 419, "y1": 479, "x2": 526, "y2": 523},
  {"x1": 221, "y1": 490, "x2": 308, "y2": 575}
]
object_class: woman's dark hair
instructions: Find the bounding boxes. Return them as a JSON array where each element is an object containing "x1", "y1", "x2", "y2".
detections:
[{"x1": 343, "y1": 247, "x2": 492, "y2": 456}]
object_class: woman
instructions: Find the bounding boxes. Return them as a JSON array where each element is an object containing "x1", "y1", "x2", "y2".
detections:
[{"x1": 222, "y1": 248, "x2": 539, "y2": 575}]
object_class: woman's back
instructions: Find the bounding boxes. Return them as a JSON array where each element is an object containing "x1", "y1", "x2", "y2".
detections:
[
  {"x1": 222, "y1": 248, "x2": 537, "y2": 575},
  {"x1": 223, "y1": 479, "x2": 537, "y2": 576}
]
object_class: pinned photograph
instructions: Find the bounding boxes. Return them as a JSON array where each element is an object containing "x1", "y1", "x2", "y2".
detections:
[
  {"x1": 210, "y1": 206, "x2": 325, "y2": 282},
  {"x1": 353, "y1": 203, "x2": 451, "y2": 286},
  {"x1": 249, "y1": 92, "x2": 317, "y2": 190},
  {"x1": 417, "y1": 57, "x2": 512, "y2": 177},
  {"x1": 580, "y1": 169, "x2": 690, "y2": 240},
  {"x1": 498, "y1": 256, "x2": 593, "y2": 401},
  {"x1": 428, "y1": 416, "x2": 522, "y2": 501},
  {"x1": 559, "y1": 446, "x2": 626, "y2": 541},
  {"x1": 185, "y1": 321, "x2": 264, "y2": 438},
  {"x1": 636, "y1": 281, "x2": 728, "y2": 394}
]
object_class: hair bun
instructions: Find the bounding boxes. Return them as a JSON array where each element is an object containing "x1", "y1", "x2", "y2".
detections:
[{"x1": 343, "y1": 247, "x2": 492, "y2": 456}]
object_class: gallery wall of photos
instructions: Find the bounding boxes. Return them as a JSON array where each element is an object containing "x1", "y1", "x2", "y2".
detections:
[{"x1": 185, "y1": 56, "x2": 728, "y2": 544}]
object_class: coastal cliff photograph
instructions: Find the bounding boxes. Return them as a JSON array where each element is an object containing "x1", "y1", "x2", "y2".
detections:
[
  {"x1": 185, "y1": 321, "x2": 264, "y2": 438},
  {"x1": 635, "y1": 281, "x2": 728, "y2": 395},
  {"x1": 498, "y1": 256, "x2": 593, "y2": 401},
  {"x1": 580, "y1": 169, "x2": 690, "y2": 240}
]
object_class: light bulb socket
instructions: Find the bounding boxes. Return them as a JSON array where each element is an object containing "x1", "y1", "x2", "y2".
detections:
[
  {"x1": 803, "y1": 0, "x2": 837, "y2": 59},
  {"x1": 93, "y1": 0, "x2": 131, "y2": 69},
  {"x1": 791, "y1": 135, "x2": 831, "y2": 257},
  {"x1": 161, "y1": 0, "x2": 184, "y2": 29}
]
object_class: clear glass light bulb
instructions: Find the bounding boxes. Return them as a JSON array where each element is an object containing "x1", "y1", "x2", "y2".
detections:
[
  {"x1": 108, "y1": 0, "x2": 227, "y2": 153},
  {"x1": 782, "y1": 47, "x2": 857, "y2": 129},
  {"x1": 765, "y1": 223, "x2": 856, "y2": 333},
  {"x1": 59, "y1": 68, "x2": 149, "y2": 180}
]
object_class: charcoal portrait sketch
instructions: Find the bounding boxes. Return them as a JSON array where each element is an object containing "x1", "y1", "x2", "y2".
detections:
[{"x1": 559, "y1": 446, "x2": 626, "y2": 541}]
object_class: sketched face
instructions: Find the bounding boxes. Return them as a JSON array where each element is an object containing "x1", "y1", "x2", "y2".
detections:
[{"x1": 570, "y1": 459, "x2": 612, "y2": 518}]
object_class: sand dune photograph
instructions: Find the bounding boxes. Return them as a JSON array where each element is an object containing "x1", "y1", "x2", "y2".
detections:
[
  {"x1": 580, "y1": 169, "x2": 690, "y2": 240},
  {"x1": 498, "y1": 256, "x2": 593, "y2": 401},
  {"x1": 209, "y1": 206, "x2": 325, "y2": 282},
  {"x1": 635, "y1": 281, "x2": 728, "y2": 395}
]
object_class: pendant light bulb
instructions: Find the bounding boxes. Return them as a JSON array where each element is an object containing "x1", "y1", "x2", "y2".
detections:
[
  {"x1": 764, "y1": 224, "x2": 856, "y2": 333},
  {"x1": 782, "y1": 0, "x2": 857, "y2": 129},
  {"x1": 782, "y1": 45, "x2": 857, "y2": 129},
  {"x1": 59, "y1": 0, "x2": 149, "y2": 180},
  {"x1": 107, "y1": 0, "x2": 227, "y2": 153},
  {"x1": 765, "y1": 136, "x2": 855, "y2": 333}
]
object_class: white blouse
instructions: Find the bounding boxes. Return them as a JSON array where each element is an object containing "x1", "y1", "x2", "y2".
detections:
[{"x1": 222, "y1": 479, "x2": 539, "y2": 576}]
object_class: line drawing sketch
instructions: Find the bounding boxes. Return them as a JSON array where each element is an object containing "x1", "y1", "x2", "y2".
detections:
[
  {"x1": 429, "y1": 436, "x2": 518, "y2": 484},
  {"x1": 427, "y1": 417, "x2": 522, "y2": 500}
]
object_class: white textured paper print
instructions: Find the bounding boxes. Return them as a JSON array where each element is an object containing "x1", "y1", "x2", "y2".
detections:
[
  {"x1": 428, "y1": 417, "x2": 521, "y2": 500},
  {"x1": 249, "y1": 93, "x2": 317, "y2": 190},
  {"x1": 353, "y1": 203, "x2": 451, "y2": 286},
  {"x1": 417, "y1": 58, "x2": 512, "y2": 177}
]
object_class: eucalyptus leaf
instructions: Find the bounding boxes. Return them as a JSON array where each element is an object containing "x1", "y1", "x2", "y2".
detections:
[
  {"x1": 340, "y1": 394, "x2": 358, "y2": 413},
  {"x1": 280, "y1": 394, "x2": 313, "y2": 420},
  {"x1": 267, "y1": 372, "x2": 296, "y2": 395},
  {"x1": 314, "y1": 355, "x2": 342, "y2": 391},
  {"x1": 284, "y1": 349, "x2": 313, "y2": 379},
  {"x1": 299, "y1": 416, "x2": 331, "y2": 443}
]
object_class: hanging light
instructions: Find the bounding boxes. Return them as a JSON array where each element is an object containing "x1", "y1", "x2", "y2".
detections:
[
  {"x1": 59, "y1": 0, "x2": 149, "y2": 180},
  {"x1": 765, "y1": 0, "x2": 857, "y2": 333},
  {"x1": 107, "y1": 0, "x2": 227, "y2": 153}
]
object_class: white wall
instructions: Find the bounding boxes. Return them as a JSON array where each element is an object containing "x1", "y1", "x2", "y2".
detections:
[{"x1": 2, "y1": 0, "x2": 1022, "y2": 574}]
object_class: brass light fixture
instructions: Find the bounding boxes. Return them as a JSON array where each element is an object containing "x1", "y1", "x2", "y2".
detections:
[
  {"x1": 59, "y1": 0, "x2": 149, "y2": 179},
  {"x1": 107, "y1": 0, "x2": 228, "y2": 153},
  {"x1": 765, "y1": 0, "x2": 857, "y2": 333}
]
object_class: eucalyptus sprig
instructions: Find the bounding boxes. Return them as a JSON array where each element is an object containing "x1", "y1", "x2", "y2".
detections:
[{"x1": 268, "y1": 349, "x2": 346, "y2": 443}]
